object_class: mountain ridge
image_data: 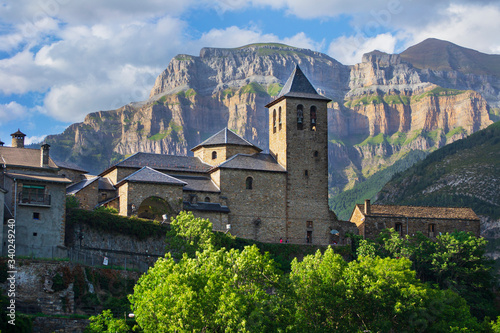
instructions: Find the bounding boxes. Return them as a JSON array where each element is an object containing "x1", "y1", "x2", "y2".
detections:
[{"x1": 43, "y1": 39, "x2": 499, "y2": 210}]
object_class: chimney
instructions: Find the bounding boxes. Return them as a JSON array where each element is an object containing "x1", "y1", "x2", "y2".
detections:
[
  {"x1": 10, "y1": 129, "x2": 26, "y2": 148},
  {"x1": 40, "y1": 143, "x2": 50, "y2": 167},
  {"x1": 364, "y1": 199, "x2": 371, "y2": 215}
]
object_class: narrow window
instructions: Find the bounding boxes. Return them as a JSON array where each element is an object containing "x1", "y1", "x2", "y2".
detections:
[
  {"x1": 212, "y1": 151, "x2": 217, "y2": 160},
  {"x1": 313, "y1": 151, "x2": 319, "y2": 158},
  {"x1": 297, "y1": 104, "x2": 304, "y2": 130},
  {"x1": 306, "y1": 231, "x2": 312, "y2": 243},
  {"x1": 33, "y1": 212, "x2": 40, "y2": 220},
  {"x1": 428, "y1": 224, "x2": 435, "y2": 237},
  {"x1": 205, "y1": 197, "x2": 211, "y2": 203},
  {"x1": 33, "y1": 232, "x2": 38, "y2": 236},
  {"x1": 306, "y1": 221, "x2": 313, "y2": 228},
  {"x1": 310, "y1": 106, "x2": 317, "y2": 131},
  {"x1": 304, "y1": 170, "x2": 309, "y2": 177},
  {"x1": 273, "y1": 109, "x2": 277, "y2": 133},
  {"x1": 395, "y1": 223, "x2": 403, "y2": 235},
  {"x1": 278, "y1": 107, "x2": 282, "y2": 130},
  {"x1": 246, "y1": 177, "x2": 253, "y2": 190}
]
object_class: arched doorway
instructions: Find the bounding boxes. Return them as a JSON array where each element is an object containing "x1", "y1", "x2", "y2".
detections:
[{"x1": 137, "y1": 196, "x2": 172, "y2": 221}]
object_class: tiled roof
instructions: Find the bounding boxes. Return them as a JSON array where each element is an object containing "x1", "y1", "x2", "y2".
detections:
[
  {"x1": 67, "y1": 176, "x2": 99, "y2": 195},
  {"x1": 191, "y1": 128, "x2": 262, "y2": 151},
  {"x1": 217, "y1": 153, "x2": 286, "y2": 173},
  {"x1": 118, "y1": 166, "x2": 187, "y2": 186},
  {"x1": 10, "y1": 129, "x2": 26, "y2": 137},
  {"x1": 357, "y1": 204, "x2": 479, "y2": 221},
  {"x1": 170, "y1": 174, "x2": 220, "y2": 192},
  {"x1": 183, "y1": 201, "x2": 230, "y2": 213},
  {"x1": 98, "y1": 177, "x2": 116, "y2": 191},
  {"x1": 55, "y1": 160, "x2": 88, "y2": 173},
  {"x1": 0, "y1": 146, "x2": 58, "y2": 169},
  {"x1": 6, "y1": 172, "x2": 72, "y2": 184},
  {"x1": 266, "y1": 65, "x2": 330, "y2": 107},
  {"x1": 113, "y1": 152, "x2": 211, "y2": 173}
]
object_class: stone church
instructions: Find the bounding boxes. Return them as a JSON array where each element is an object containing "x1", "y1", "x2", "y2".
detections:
[{"x1": 68, "y1": 66, "x2": 356, "y2": 245}]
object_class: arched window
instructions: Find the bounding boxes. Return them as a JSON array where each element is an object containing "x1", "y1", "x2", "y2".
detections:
[
  {"x1": 246, "y1": 177, "x2": 253, "y2": 190},
  {"x1": 310, "y1": 106, "x2": 317, "y2": 131},
  {"x1": 278, "y1": 106, "x2": 282, "y2": 130},
  {"x1": 205, "y1": 197, "x2": 211, "y2": 203},
  {"x1": 297, "y1": 104, "x2": 304, "y2": 130},
  {"x1": 273, "y1": 109, "x2": 277, "y2": 133},
  {"x1": 212, "y1": 151, "x2": 217, "y2": 160}
]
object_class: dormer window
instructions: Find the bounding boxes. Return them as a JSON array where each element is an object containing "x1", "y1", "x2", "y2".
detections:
[
  {"x1": 310, "y1": 106, "x2": 317, "y2": 131},
  {"x1": 297, "y1": 104, "x2": 304, "y2": 130},
  {"x1": 212, "y1": 151, "x2": 217, "y2": 160}
]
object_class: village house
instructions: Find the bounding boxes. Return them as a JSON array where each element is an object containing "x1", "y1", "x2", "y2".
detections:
[
  {"x1": 0, "y1": 130, "x2": 71, "y2": 258},
  {"x1": 70, "y1": 66, "x2": 357, "y2": 245},
  {"x1": 349, "y1": 199, "x2": 481, "y2": 239}
]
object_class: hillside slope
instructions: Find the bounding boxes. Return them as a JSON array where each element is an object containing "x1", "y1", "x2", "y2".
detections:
[{"x1": 376, "y1": 121, "x2": 500, "y2": 237}]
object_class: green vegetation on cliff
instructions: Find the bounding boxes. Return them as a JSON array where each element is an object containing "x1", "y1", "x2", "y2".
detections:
[{"x1": 330, "y1": 150, "x2": 428, "y2": 220}]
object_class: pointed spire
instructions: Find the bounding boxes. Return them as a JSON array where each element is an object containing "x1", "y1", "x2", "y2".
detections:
[
  {"x1": 278, "y1": 65, "x2": 319, "y2": 98},
  {"x1": 266, "y1": 65, "x2": 330, "y2": 107}
]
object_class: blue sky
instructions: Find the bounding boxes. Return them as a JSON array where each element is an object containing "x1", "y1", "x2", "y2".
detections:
[{"x1": 1, "y1": 0, "x2": 499, "y2": 145}]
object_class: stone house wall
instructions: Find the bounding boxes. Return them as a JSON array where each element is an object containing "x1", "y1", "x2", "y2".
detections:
[
  {"x1": 74, "y1": 180, "x2": 98, "y2": 210},
  {"x1": 117, "y1": 182, "x2": 184, "y2": 217}
]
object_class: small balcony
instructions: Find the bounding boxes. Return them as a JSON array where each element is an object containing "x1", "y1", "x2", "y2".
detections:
[{"x1": 18, "y1": 192, "x2": 51, "y2": 207}]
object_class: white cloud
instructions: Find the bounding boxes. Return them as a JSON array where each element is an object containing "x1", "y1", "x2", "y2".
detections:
[
  {"x1": 402, "y1": 4, "x2": 500, "y2": 55},
  {"x1": 0, "y1": 102, "x2": 28, "y2": 125},
  {"x1": 328, "y1": 33, "x2": 397, "y2": 65},
  {"x1": 25, "y1": 135, "x2": 47, "y2": 145}
]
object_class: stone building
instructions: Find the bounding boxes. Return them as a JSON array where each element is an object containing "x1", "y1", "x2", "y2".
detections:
[
  {"x1": 0, "y1": 129, "x2": 71, "y2": 258},
  {"x1": 350, "y1": 200, "x2": 481, "y2": 239},
  {"x1": 74, "y1": 66, "x2": 356, "y2": 244}
]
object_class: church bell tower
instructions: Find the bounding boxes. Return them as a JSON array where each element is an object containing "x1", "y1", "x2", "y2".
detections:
[{"x1": 265, "y1": 65, "x2": 334, "y2": 244}]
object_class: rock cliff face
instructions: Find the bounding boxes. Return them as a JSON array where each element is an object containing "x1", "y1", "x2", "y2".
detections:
[{"x1": 45, "y1": 40, "x2": 498, "y2": 198}]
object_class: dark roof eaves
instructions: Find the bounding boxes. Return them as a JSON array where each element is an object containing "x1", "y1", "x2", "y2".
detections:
[{"x1": 265, "y1": 94, "x2": 331, "y2": 108}]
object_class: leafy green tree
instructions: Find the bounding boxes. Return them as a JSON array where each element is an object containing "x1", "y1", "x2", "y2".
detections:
[
  {"x1": 85, "y1": 309, "x2": 130, "y2": 333},
  {"x1": 166, "y1": 211, "x2": 214, "y2": 259},
  {"x1": 358, "y1": 229, "x2": 497, "y2": 319},
  {"x1": 129, "y1": 245, "x2": 286, "y2": 332},
  {"x1": 289, "y1": 247, "x2": 483, "y2": 332}
]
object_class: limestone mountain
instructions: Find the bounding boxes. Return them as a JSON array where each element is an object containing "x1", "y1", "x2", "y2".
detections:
[{"x1": 44, "y1": 39, "x2": 499, "y2": 209}]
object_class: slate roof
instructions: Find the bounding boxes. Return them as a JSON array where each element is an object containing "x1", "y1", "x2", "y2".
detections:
[
  {"x1": 117, "y1": 166, "x2": 187, "y2": 186},
  {"x1": 98, "y1": 177, "x2": 116, "y2": 191},
  {"x1": 183, "y1": 201, "x2": 230, "y2": 213},
  {"x1": 5, "y1": 172, "x2": 72, "y2": 184},
  {"x1": 55, "y1": 160, "x2": 88, "y2": 173},
  {"x1": 266, "y1": 65, "x2": 330, "y2": 107},
  {"x1": 191, "y1": 128, "x2": 262, "y2": 152},
  {"x1": 216, "y1": 153, "x2": 286, "y2": 173},
  {"x1": 110, "y1": 152, "x2": 212, "y2": 173},
  {"x1": 66, "y1": 176, "x2": 99, "y2": 195},
  {"x1": 356, "y1": 204, "x2": 480, "y2": 221},
  {"x1": 170, "y1": 174, "x2": 220, "y2": 192},
  {"x1": 0, "y1": 146, "x2": 58, "y2": 169}
]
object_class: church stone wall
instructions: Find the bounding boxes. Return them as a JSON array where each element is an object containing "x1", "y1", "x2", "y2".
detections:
[{"x1": 219, "y1": 168, "x2": 287, "y2": 243}]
